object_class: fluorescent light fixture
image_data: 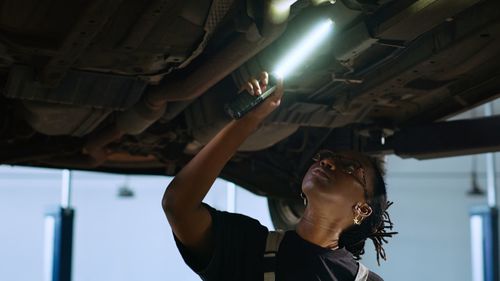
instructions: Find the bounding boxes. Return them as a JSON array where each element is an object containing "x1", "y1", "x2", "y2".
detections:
[
  {"x1": 273, "y1": 19, "x2": 334, "y2": 79},
  {"x1": 61, "y1": 169, "x2": 72, "y2": 208},
  {"x1": 44, "y1": 216, "x2": 55, "y2": 281},
  {"x1": 470, "y1": 215, "x2": 485, "y2": 281}
]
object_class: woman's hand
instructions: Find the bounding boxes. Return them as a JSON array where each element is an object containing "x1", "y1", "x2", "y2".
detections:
[{"x1": 240, "y1": 71, "x2": 284, "y2": 122}]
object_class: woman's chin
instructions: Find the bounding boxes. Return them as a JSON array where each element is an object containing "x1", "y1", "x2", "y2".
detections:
[{"x1": 303, "y1": 175, "x2": 335, "y2": 192}]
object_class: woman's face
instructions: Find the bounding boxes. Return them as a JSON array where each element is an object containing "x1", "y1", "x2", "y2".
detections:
[{"x1": 302, "y1": 150, "x2": 375, "y2": 212}]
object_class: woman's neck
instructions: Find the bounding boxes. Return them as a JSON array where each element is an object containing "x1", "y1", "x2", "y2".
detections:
[{"x1": 295, "y1": 207, "x2": 345, "y2": 250}]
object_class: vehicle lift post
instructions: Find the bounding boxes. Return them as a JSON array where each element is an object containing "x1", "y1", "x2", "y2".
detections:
[
  {"x1": 470, "y1": 103, "x2": 499, "y2": 281},
  {"x1": 44, "y1": 170, "x2": 75, "y2": 281}
]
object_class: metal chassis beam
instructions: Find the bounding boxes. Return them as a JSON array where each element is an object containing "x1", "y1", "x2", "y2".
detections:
[{"x1": 364, "y1": 114, "x2": 500, "y2": 159}]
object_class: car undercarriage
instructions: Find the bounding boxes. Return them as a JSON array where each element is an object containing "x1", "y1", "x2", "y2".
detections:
[{"x1": 1, "y1": 0, "x2": 500, "y2": 228}]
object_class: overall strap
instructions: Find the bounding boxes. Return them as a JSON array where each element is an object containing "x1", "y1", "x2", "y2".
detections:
[
  {"x1": 263, "y1": 231, "x2": 370, "y2": 281},
  {"x1": 355, "y1": 262, "x2": 370, "y2": 281},
  {"x1": 263, "y1": 230, "x2": 285, "y2": 281}
]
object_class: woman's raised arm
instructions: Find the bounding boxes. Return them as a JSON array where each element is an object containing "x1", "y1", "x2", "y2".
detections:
[{"x1": 161, "y1": 72, "x2": 283, "y2": 264}]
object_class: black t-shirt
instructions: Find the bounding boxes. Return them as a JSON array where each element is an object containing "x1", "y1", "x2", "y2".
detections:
[{"x1": 174, "y1": 204, "x2": 383, "y2": 281}]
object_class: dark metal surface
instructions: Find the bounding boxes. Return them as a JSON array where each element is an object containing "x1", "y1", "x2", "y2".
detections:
[
  {"x1": 6, "y1": 65, "x2": 146, "y2": 110},
  {"x1": 372, "y1": 0, "x2": 482, "y2": 41},
  {"x1": 365, "y1": 115, "x2": 500, "y2": 159},
  {"x1": 40, "y1": 0, "x2": 124, "y2": 87}
]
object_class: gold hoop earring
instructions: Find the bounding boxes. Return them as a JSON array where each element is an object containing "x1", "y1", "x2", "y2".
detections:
[
  {"x1": 300, "y1": 192, "x2": 307, "y2": 206},
  {"x1": 353, "y1": 203, "x2": 363, "y2": 225}
]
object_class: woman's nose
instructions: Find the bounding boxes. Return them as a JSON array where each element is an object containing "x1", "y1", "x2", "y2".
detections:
[{"x1": 320, "y1": 158, "x2": 335, "y2": 170}]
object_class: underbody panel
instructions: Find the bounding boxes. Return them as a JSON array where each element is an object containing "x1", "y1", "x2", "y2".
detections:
[{"x1": 1, "y1": 0, "x2": 499, "y2": 198}]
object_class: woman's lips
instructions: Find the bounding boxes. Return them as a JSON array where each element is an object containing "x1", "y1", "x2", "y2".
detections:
[{"x1": 312, "y1": 167, "x2": 330, "y2": 180}]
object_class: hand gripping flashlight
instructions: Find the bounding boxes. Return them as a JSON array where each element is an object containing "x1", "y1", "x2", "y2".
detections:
[{"x1": 225, "y1": 19, "x2": 334, "y2": 119}]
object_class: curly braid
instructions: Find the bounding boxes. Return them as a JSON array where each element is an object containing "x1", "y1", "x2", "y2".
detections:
[{"x1": 338, "y1": 156, "x2": 397, "y2": 265}]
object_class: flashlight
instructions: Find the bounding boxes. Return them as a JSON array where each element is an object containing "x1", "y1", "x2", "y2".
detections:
[{"x1": 225, "y1": 19, "x2": 334, "y2": 119}]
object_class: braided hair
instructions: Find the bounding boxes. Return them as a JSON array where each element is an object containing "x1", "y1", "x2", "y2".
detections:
[{"x1": 338, "y1": 156, "x2": 397, "y2": 265}]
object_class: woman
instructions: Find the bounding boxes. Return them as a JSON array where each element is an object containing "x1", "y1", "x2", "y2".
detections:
[{"x1": 162, "y1": 72, "x2": 396, "y2": 281}]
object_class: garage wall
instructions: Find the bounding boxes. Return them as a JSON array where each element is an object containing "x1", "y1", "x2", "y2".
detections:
[
  {"x1": 359, "y1": 101, "x2": 500, "y2": 280},
  {"x1": 0, "y1": 168, "x2": 273, "y2": 281},
  {"x1": 361, "y1": 155, "x2": 492, "y2": 280}
]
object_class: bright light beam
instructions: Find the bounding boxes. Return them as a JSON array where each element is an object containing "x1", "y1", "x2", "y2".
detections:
[{"x1": 273, "y1": 19, "x2": 334, "y2": 79}]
